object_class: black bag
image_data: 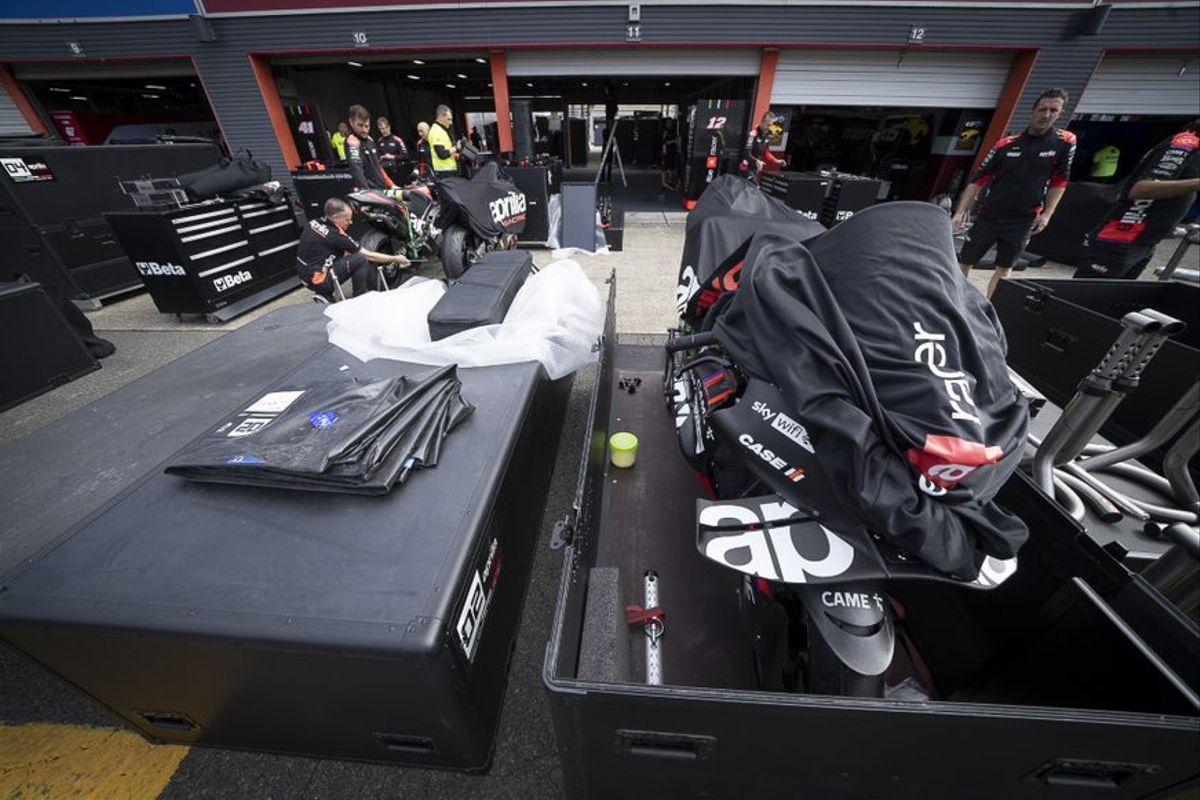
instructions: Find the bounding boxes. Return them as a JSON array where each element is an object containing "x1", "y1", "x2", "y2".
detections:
[{"x1": 179, "y1": 149, "x2": 272, "y2": 201}]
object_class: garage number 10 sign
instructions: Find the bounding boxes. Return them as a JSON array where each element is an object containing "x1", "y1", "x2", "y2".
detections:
[{"x1": 352, "y1": 30, "x2": 368, "y2": 48}]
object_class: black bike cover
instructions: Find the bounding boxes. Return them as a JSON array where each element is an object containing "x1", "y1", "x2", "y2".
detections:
[
  {"x1": 713, "y1": 202, "x2": 1029, "y2": 578},
  {"x1": 165, "y1": 364, "x2": 473, "y2": 495},
  {"x1": 437, "y1": 162, "x2": 527, "y2": 240},
  {"x1": 676, "y1": 175, "x2": 824, "y2": 324}
]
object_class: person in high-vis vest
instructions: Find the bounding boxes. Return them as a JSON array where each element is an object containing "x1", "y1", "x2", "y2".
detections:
[
  {"x1": 1091, "y1": 143, "x2": 1120, "y2": 181},
  {"x1": 429, "y1": 104, "x2": 460, "y2": 180}
]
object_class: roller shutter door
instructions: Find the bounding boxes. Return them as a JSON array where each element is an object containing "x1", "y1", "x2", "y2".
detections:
[
  {"x1": 0, "y1": 88, "x2": 34, "y2": 135},
  {"x1": 771, "y1": 50, "x2": 1013, "y2": 108},
  {"x1": 1076, "y1": 53, "x2": 1200, "y2": 116},
  {"x1": 13, "y1": 60, "x2": 197, "y2": 81},
  {"x1": 506, "y1": 48, "x2": 761, "y2": 77}
]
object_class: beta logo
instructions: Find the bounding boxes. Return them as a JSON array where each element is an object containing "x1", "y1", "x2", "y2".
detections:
[
  {"x1": 488, "y1": 191, "x2": 527, "y2": 226},
  {"x1": 136, "y1": 261, "x2": 186, "y2": 277},
  {"x1": 213, "y1": 270, "x2": 252, "y2": 292}
]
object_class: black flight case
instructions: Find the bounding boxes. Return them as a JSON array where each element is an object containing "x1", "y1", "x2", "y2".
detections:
[
  {"x1": 0, "y1": 143, "x2": 223, "y2": 308},
  {"x1": 544, "y1": 316, "x2": 1200, "y2": 799},
  {"x1": 0, "y1": 299, "x2": 579, "y2": 770}
]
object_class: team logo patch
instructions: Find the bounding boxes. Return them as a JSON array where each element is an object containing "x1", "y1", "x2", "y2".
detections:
[
  {"x1": 310, "y1": 410, "x2": 339, "y2": 429},
  {"x1": 227, "y1": 454, "x2": 264, "y2": 465}
]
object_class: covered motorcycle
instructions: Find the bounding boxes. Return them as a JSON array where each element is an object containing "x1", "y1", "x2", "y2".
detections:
[
  {"x1": 675, "y1": 174, "x2": 824, "y2": 326},
  {"x1": 436, "y1": 162, "x2": 526, "y2": 279},
  {"x1": 709, "y1": 202, "x2": 1030, "y2": 578}
]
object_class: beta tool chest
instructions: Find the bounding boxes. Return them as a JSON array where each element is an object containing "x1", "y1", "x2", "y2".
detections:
[
  {"x1": 544, "y1": 309, "x2": 1200, "y2": 799},
  {"x1": 105, "y1": 197, "x2": 301, "y2": 321}
]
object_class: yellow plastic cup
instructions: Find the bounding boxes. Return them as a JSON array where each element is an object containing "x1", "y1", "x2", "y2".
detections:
[{"x1": 610, "y1": 432, "x2": 639, "y2": 469}]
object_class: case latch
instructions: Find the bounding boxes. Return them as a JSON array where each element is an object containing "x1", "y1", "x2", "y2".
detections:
[
  {"x1": 550, "y1": 510, "x2": 576, "y2": 550},
  {"x1": 1028, "y1": 758, "x2": 1159, "y2": 789}
]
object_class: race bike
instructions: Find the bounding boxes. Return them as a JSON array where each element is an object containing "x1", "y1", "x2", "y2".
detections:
[
  {"x1": 435, "y1": 161, "x2": 526, "y2": 280},
  {"x1": 346, "y1": 183, "x2": 440, "y2": 271},
  {"x1": 664, "y1": 328, "x2": 1018, "y2": 697}
]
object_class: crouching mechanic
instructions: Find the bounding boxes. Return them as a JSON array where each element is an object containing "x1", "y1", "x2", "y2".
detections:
[
  {"x1": 1076, "y1": 119, "x2": 1200, "y2": 279},
  {"x1": 952, "y1": 88, "x2": 1075, "y2": 298},
  {"x1": 297, "y1": 198, "x2": 408, "y2": 300}
]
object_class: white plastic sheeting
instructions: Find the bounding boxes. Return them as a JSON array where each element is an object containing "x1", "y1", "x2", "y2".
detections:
[{"x1": 324, "y1": 259, "x2": 603, "y2": 380}]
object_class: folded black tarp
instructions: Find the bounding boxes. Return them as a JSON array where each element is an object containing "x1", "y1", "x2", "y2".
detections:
[
  {"x1": 437, "y1": 162, "x2": 527, "y2": 240},
  {"x1": 676, "y1": 174, "x2": 825, "y2": 325},
  {"x1": 713, "y1": 202, "x2": 1029, "y2": 577},
  {"x1": 165, "y1": 364, "x2": 473, "y2": 495}
]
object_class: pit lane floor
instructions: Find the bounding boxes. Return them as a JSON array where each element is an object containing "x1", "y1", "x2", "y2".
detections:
[{"x1": 1, "y1": 223, "x2": 1196, "y2": 799}]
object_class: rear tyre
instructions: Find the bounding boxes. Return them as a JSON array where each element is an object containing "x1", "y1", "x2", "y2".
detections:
[{"x1": 442, "y1": 224, "x2": 470, "y2": 280}]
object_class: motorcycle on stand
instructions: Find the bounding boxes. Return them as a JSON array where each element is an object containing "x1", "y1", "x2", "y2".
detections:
[
  {"x1": 435, "y1": 159, "x2": 527, "y2": 280},
  {"x1": 346, "y1": 181, "x2": 440, "y2": 286}
]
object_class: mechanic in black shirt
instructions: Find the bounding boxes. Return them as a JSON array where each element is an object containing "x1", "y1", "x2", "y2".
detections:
[
  {"x1": 1076, "y1": 119, "x2": 1200, "y2": 279},
  {"x1": 296, "y1": 198, "x2": 408, "y2": 300},
  {"x1": 952, "y1": 88, "x2": 1076, "y2": 298},
  {"x1": 415, "y1": 121, "x2": 432, "y2": 178},
  {"x1": 345, "y1": 104, "x2": 396, "y2": 192},
  {"x1": 376, "y1": 116, "x2": 411, "y2": 184},
  {"x1": 739, "y1": 110, "x2": 787, "y2": 182}
]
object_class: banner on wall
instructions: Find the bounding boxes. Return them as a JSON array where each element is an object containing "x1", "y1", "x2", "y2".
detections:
[{"x1": 0, "y1": 1, "x2": 195, "y2": 20}]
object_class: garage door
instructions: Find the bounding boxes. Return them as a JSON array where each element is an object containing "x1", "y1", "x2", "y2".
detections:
[
  {"x1": 506, "y1": 48, "x2": 761, "y2": 77},
  {"x1": 0, "y1": 88, "x2": 34, "y2": 135},
  {"x1": 1076, "y1": 52, "x2": 1200, "y2": 116},
  {"x1": 13, "y1": 59, "x2": 197, "y2": 81},
  {"x1": 771, "y1": 50, "x2": 1012, "y2": 108}
]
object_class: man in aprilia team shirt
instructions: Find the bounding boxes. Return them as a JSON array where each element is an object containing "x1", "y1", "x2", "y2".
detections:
[
  {"x1": 1076, "y1": 119, "x2": 1200, "y2": 279},
  {"x1": 345, "y1": 104, "x2": 396, "y2": 193},
  {"x1": 953, "y1": 88, "x2": 1076, "y2": 298},
  {"x1": 739, "y1": 111, "x2": 787, "y2": 182},
  {"x1": 376, "y1": 116, "x2": 412, "y2": 185},
  {"x1": 296, "y1": 198, "x2": 407, "y2": 300}
]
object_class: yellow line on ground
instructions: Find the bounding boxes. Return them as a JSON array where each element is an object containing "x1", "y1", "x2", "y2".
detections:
[{"x1": 0, "y1": 722, "x2": 188, "y2": 800}]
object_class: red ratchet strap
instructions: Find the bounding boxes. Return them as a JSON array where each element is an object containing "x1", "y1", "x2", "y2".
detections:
[{"x1": 625, "y1": 605, "x2": 666, "y2": 626}]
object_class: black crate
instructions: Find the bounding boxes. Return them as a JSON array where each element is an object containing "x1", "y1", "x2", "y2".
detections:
[
  {"x1": 604, "y1": 208, "x2": 625, "y2": 252},
  {"x1": 994, "y1": 278, "x2": 1199, "y2": 477},
  {"x1": 506, "y1": 165, "x2": 555, "y2": 243},
  {"x1": 0, "y1": 281, "x2": 98, "y2": 412},
  {"x1": 544, "y1": 328, "x2": 1199, "y2": 799},
  {"x1": 290, "y1": 169, "x2": 356, "y2": 221},
  {"x1": 0, "y1": 310, "x2": 577, "y2": 770},
  {"x1": 0, "y1": 143, "x2": 223, "y2": 303}
]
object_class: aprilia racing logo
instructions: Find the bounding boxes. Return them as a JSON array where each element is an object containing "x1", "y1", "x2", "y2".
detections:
[
  {"x1": 699, "y1": 499, "x2": 854, "y2": 583},
  {"x1": 489, "y1": 192, "x2": 526, "y2": 227}
]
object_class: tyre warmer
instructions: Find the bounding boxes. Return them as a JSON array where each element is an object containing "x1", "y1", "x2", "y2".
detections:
[
  {"x1": 675, "y1": 174, "x2": 825, "y2": 326},
  {"x1": 712, "y1": 202, "x2": 1029, "y2": 577}
]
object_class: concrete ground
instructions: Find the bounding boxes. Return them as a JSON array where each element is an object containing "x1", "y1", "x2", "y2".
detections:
[{"x1": 0, "y1": 220, "x2": 1197, "y2": 799}]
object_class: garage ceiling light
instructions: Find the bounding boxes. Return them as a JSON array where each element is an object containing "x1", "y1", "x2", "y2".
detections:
[
  {"x1": 143, "y1": 93, "x2": 160, "y2": 99},
  {"x1": 581, "y1": 82, "x2": 588, "y2": 87},
  {"x1": 446, "y1": 83, "x2": 456, "y2": 88},
  {"x1": 49, "y1": 87, "x2": 71, "y2": 93},
  {"x1": 475, "y1": 58, "x2": 487, "y2": 64},
  {"x1": 413, "y1": 59, "x2": 425, "y2": 65},
  {"x1": 347, "y1": 61, "x2": 363, "y2": 67},
  {"x1": 407, "y1": 74, "x2": 420, "y2": 80},
  {"x1": 145, "y1": 84, "x2": 167, "y2": 90},
  {"x1": 526, "y1": 82, "x2": 534, "y2": 87},
  {"x1": 456, "y1": 73, "x2": 468, "y2": 79},
  {"x1": 664, "y1": 82, "x2": 671, "y2": 86},
  {"x1": 70, "y1": 95, "x2": 87, "y2": 101}
]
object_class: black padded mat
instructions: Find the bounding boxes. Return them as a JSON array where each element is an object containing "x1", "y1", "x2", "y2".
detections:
[{"x1": 597, "y1": 344, "x2": 757, "y2": 690}]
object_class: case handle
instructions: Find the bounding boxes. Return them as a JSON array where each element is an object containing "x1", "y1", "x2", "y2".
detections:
[
  {"x1": 135, "y1": 709, "x2": 198, "y2": 733},
  {"x1": 616, "y1": 729, "x2": 715, "y2": 760},
  {"x1": 1030, "y1": 758, "x2": 1158, "y2": 789},
  {"x1": 1042, "y1": 328, "x2": 1076, "y2": 356}
]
